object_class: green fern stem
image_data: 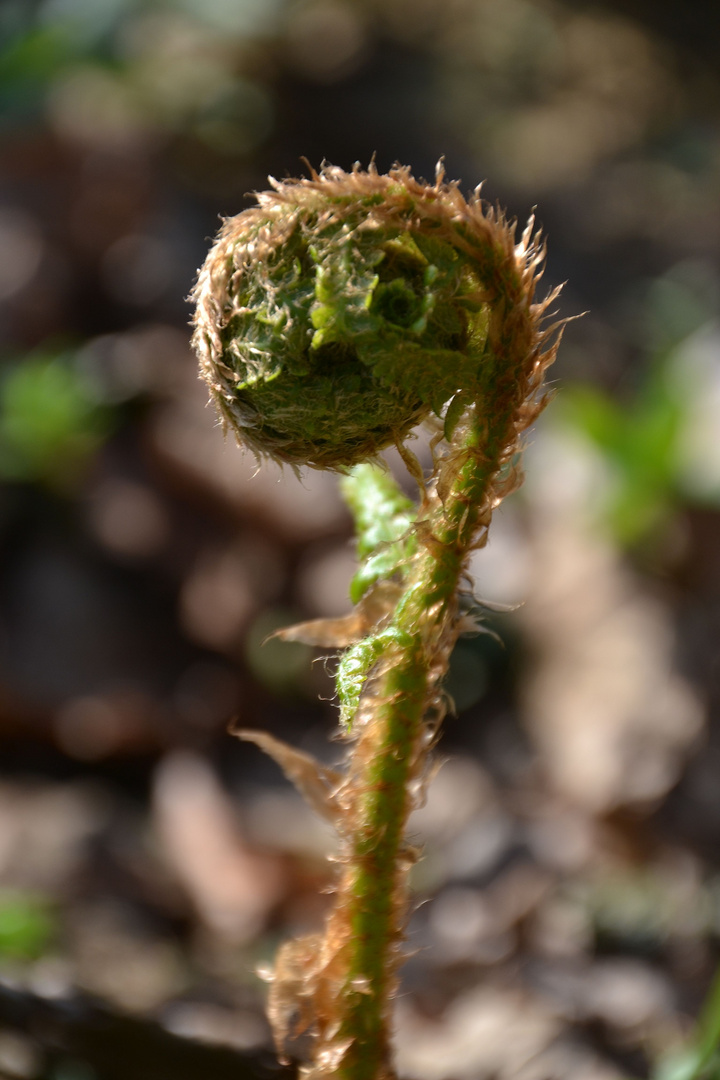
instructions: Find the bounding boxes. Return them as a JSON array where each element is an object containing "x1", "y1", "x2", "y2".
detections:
[
  {"x1": 333, "y1": 405, "x2": 514, "y2": 1080},
  {"x1": 338, "y1": 637, "x2": 427, "y2": 1080}
]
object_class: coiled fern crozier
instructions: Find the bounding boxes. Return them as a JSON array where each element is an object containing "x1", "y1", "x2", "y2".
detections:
[{"x1": 192, "y1": 162, "x2": 566, "y2": 1080}]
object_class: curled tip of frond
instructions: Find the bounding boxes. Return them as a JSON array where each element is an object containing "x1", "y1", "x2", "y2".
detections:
[{"x1": 191, "y1": 159, "x2": 564, "y2": 474}]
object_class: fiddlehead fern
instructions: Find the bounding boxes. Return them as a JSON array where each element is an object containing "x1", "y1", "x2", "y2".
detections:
[{"x1": 192, "y1": 162, "x2": 566, "y2": 1080}]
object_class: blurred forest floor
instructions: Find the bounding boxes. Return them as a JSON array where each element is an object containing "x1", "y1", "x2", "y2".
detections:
[{"x1": 1, "y1": 1, "x2": 720, "y2": 1078}]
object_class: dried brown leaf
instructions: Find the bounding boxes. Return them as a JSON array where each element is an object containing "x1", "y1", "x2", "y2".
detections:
[
  {"x1": 233, "y1": 728, "x2": 344, "y2": 826},
  {"x1": 267, "y1": 582, "x2": 404, "y2": 648}
]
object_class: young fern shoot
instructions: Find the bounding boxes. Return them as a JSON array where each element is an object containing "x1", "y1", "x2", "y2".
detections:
[{"x1": 192, "y1": 162, "x2": 566, "y2": 1080}]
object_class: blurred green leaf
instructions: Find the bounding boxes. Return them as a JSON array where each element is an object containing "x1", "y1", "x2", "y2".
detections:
[
  {"x1": 655, "y1": 1050, "x2": 706, "y2": 1080},
  {"x1": 557, "y1": 360, "x2": 686, "y2": 545},
  {"x1": 655, "y1": 967, "x2": 720, "y2": 1080},
  {"x1": 0, "y1": 26, "x2": 69, "y2": 121},
  {"x1": 0, "y1": 891, "x2": 55, "y2": 960},
  {"x1": 0, "y1": 25, "x2": 69, "y2": 83},
  {"x1": 690, "y1": 967, "x2": 720, "y2": 1080},
  {"x1": 0, "y1": 352, "x2": 112, "y2": 488},
  {"x1": 0, "y1": 0, "x2": 131, "y2": 125}
]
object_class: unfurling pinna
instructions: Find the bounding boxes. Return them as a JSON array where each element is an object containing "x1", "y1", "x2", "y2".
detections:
[{"x1": 192, "y1": 161, "x2": 566, "y2": 1080}]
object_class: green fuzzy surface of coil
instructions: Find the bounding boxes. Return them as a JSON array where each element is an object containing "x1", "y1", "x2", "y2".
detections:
[{"x1": 195, "y1": 193, "x2": 490, "y2": 468}]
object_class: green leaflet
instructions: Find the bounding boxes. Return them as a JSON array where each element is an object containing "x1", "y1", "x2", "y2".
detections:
[
  {"x1": 337, "y1": 465, "x2": 420, "y2": 725},
  {"x1": 340, "y1": 463, "x2": 417, "y2": 601}
]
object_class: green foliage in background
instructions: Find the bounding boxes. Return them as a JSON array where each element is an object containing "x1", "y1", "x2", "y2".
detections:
[
  {"x1": 0, "y1": 352, "x2": 111, "y2": 488},
  {"x1": 0, "y1": 891, "x2": 55, "y2": 960},
  {"x1": 557, "y1": 262, "x2": 720, "y2": 547},
  {"x1": 657, "y1": 968, "x2": 720, "y2": 1080},
  {"x1": 558, "y1": 363, "x2": 684, "y2": 545}
]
